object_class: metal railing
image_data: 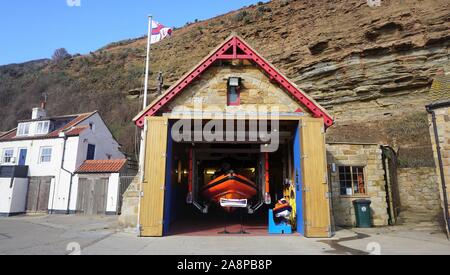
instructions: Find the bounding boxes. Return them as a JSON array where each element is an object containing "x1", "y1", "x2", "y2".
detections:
[{"x1": 0, "y1": 165, "x2": 28, "y2": 179}]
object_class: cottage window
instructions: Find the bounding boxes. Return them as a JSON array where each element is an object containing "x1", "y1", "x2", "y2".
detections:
[
  {"x1": 339, "y1": 166, "x2": 366, "y2": 196},
  {"x1": 39, "y1": 147, "x2": 52, "y2": 163},
  {"x1": 36, "y1": 121, "x2": 50, "y2": 135},
  {"x1": 86, "y1": 144, "x2": 96, "y2": 160},
  {"x1": 17, "y1": 123, "x2": 30, "y2": 136},
  {"x1": 2, "y1": 149, "x2": 14, "y2": 164},
  {"x1": 227, "y1": 77, "x2": 241, "y2": 106}
]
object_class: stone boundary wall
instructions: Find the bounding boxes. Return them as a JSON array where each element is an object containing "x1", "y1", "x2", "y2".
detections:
[
  {"x1": 428, "y1": 104, "x2": 450, "y2": 232},
  {"x1": 118, "y1": 176, "x2": 140, "y2": 229},
  {"x1": 397, "y1": 167, "x2": 441, "y2": 218}
]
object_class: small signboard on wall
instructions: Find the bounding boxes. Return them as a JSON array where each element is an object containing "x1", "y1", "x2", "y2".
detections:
[{"x1": 346, "y1": 188, "x2": 353, "y2": 196}]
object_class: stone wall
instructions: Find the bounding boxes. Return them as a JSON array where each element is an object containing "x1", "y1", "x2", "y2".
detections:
[
  {"x1": 118, "y1": 176, "x2": 140, "y2": 229},
  {"x1": 397, "y1": 167, "x2": 441, "y2": 218},
  {"x1": 167, "y1": 62, "x2": 307, "y2": 115},
  {"x1": 428, "y1": 103, "x2": 450, "y2": 231},
  {"x1": 326, "y1": 143, "x2": 389, "y2": 227}
]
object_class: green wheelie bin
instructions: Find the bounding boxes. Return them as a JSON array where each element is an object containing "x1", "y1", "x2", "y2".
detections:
[{"x1": 353, "y1": 199, "x2": 372, "y2": 228}]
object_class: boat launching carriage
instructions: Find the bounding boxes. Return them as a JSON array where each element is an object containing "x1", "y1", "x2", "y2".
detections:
[
  {"x1": 187, "y1": 153, "x2": 272, "y2": 215},
  {"x1": 202, "y1": 171, "x2": 258, "y2": 212}
]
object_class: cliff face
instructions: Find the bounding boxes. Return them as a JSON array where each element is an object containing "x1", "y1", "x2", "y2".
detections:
[{"x1": 0, "y1": 0, "x2": 449, "y2": 163}]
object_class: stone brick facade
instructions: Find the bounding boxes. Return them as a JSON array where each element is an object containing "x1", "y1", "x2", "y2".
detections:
[
  {"x1": 326, "y1": 143, "x2": 389, "y2": 227},
  {"x1": 397, "y1": 167, "x2": 441, "y2": 218},
  {"x1": 428, "y1": 102, "x2": 450, "y2": 232},
  {"x1": 167, "y1": 62, "x2": 306, "y2": 115},
  {"x1": 118, "y1": 176, "x2": 140, "y2": 229}
]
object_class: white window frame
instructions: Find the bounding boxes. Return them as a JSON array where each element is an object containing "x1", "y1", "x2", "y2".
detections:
[
  {"x1": 35, "y1": 121, "x2": 50, "y2": 135},
  {"x1": 2, "y1": 148, "x2": 14, "y2": 164},
  {"x1": 17, "y1": 123, "x2": 30, "y2": 136},
  {"x1": 39, "y1": 147, "x2": 52, "y2": 163}
]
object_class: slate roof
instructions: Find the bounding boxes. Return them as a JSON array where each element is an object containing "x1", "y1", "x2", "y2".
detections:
[{"x1": 0, "y1": 111, "x2": 97, "y2": 142}]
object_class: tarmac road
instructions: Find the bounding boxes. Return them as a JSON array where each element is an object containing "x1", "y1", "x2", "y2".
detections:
[{"x1": 0, "y1": 215, "x2": 449, "y2": 255}]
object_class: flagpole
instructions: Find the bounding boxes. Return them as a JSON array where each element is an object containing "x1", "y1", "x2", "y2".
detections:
[
  {"x1": 137, "y1": 15, "x2": 153, "y2": 235},
  {"x1": 143, "y1": 15, "x2": 153, "y2": 110}
]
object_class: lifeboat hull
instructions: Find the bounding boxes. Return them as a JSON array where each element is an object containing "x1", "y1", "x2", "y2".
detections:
[{"x1": 202, "y1": 173, "x2": 258, "y2": 206}]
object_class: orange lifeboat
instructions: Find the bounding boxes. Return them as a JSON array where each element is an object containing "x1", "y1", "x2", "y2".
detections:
[{"x1": 202, "y1": 172, "x2": 258, "y2": 205}]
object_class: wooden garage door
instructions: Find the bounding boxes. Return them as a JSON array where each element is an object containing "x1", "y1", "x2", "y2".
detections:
[
  {"x1": 26, "y1": 177, "x2": 52, "y2": 213},
  {"x1": 139, "y1": 117, "x2": 169, "y2": 237},
  {"x1": 76, "y1": 178, "x2": 108, "y2": 215},
  {"x1": 300, "y1": 118, "x2": 332, "y2": 238}
]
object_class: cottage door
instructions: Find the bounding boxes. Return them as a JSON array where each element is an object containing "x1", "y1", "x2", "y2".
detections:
[
  {"x1": 92, "y1": 178, "x2": 108, "y2": 214},
  {"x1": 76, "y1": 178, "x2": 87, "y2": 213},
  {"x1": 300, "y1": 118, "x2": 332, "y2": 238},
  {"x1": 26, "y1": 177, "x2": 51, "y2": 213},
  {"x1": 76, "y1": 177, "x2": 108, "y2": 215},
  {"x1": 139, "y1": 117, "x2": 169, "y2": 237},
  {"x1": 18, "y1": 149, "x2": 27, "y2": 166}
]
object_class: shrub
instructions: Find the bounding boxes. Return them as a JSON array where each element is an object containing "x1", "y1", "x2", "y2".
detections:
[
  {"x1": 233, "y1": 11, "x2": 249, "y2": 22},
  {"x1": 261, "y1": 6, "x2": 272, "y2": 12},
  {"x1": 280, "y1": 0, "x2": 291, "y2": 7}
]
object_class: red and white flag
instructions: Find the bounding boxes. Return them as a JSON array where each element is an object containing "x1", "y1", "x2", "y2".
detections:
[{"x1": 151, "y1": 20, "x2": 172, "y2": 44}]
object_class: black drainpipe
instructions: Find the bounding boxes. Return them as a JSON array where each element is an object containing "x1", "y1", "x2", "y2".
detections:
[
  {"x1": 426, "y1": 105, "x2": 450, "y2": 235},
  {"x1": 60, "y1": 134, "x2": 74, "y2": 215}
]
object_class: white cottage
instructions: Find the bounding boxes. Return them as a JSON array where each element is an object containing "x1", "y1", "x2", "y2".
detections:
[{"x1": 0, "y1": 106, "x2": 125, "y2": 216}]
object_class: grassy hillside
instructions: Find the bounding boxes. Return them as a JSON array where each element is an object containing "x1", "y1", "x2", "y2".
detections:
[{"x1": 0, "y1": 0, "x2": 449, "y2": 165}]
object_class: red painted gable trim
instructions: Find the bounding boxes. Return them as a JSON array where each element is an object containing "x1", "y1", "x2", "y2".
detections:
[{"x1": 135, "y1": 36, "x2": 333, "y2": 128}]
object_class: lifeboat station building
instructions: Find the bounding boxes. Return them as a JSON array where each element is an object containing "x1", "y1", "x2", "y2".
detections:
[
  {"x1": 131, "y1": 36, "x2": 335, "y2": 238},
  {"x1": 127, "y1": 35, "x2": 436, "y2": 238}
]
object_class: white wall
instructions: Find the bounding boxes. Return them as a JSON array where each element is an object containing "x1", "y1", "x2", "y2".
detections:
[
  {"x1": 0, "y1": 138, "x2": 70, "y2": 175},
  {"x1": 68, "y1": 175, "x2": 79, "y2": 212},
  {"x1": 0, "y1": 177, "x2": 28, "y2": 215},
  {"x1": 75, "y1": 113, "x2": 125, "y2": 168},
  {"x1": 10, "y1": 178, "x2": 28, "y2": 213},
  {"x1": 107, "y1": 173, "x2": 120, "y2": 214},
  {"x1": 0, "y1": 178, "x2": 13, "y2": 214},
  {"x1": 52, "y1": 136, "x2": 79, "y2": 212},
  {"x1": 0, "y1": 136, "x2": 80, "y2": 212},
  {"x1": 0, "y1": 112, "x2": 125, "y2": 214}
]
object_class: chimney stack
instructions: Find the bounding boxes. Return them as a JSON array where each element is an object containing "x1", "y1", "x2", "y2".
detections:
[
  {"x1": 40, "y1": 92, "x2": 48, "y2": 110},
  {"x1": 32, "y1": 92, "x2": 48, "y2": 120},
  {"x1": 32, "y1": 107, "x2": 47, "y2": 120}
]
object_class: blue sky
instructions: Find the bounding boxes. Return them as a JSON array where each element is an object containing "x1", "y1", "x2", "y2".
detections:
[{"x1": 0, "y1": 0, "x2": 266, "y2": 65}]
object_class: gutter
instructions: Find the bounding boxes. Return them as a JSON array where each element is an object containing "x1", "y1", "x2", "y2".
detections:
[
  {"x1": 427, "y1": 101, "x2": 450, "y2": 111},
  {"x1": 426, "y1": 104, "x2": 450, "y2": 235}
]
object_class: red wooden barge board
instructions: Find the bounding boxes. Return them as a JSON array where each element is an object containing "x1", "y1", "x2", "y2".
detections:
[{"x1": 134, "y1": 36, "x2": 333, "y2": 128}]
